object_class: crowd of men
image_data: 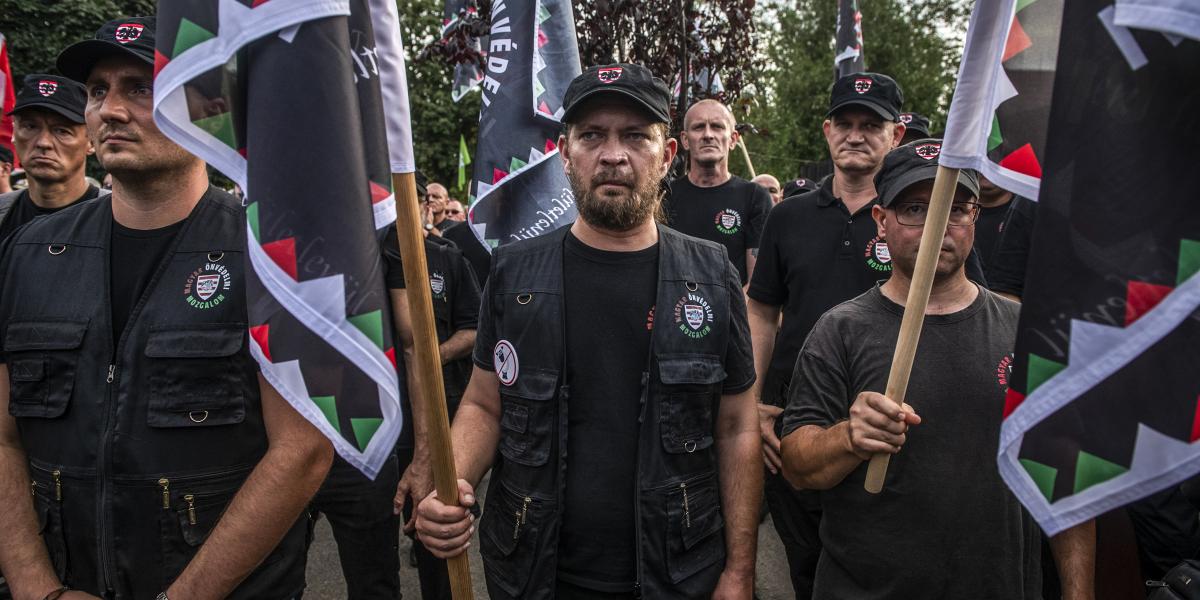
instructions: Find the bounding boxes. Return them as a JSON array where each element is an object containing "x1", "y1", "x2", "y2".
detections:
[{"x1": 0, "y1": 12, "x2": 1193, "y2": 600}]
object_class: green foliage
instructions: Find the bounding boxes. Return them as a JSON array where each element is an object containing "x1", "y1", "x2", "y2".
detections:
[
  {"x1": 397, "y1": 0, "x2": 481, "y2": 201},
  {"x1": 744, "y1": 0, "x2": 969, "y2": 181},
  {"x1": 1, "y1": 0, "x2": 156, "y2": 77}
]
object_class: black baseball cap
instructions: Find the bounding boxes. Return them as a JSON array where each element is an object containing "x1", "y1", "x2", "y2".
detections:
[
  {"x1": 828, "y1": 72, "x2": 904, "y2": 122},
  {"x1": 8, "y1": 75, "x2": 87, "y2": 123},
  {"x1": 875, "y1": 138, "x2": 980, "y2": 208},
  {"x1": 0, "y1": 146, "x2": 12, "y2": 164},
  {"x1": 782, "y1": 177, "x2": 817, "y2": 197},
  {"x1": 561, "y1": 63, "x2": 671, "y2": 124},
  {"x1": 899, "y1": 112, "x2": 931, "y2": 137},
  {"x1": 57, "y1": 17, "x2": 156, "y2": 83}
]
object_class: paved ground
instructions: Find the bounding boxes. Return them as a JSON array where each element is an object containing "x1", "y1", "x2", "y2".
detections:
[{"x1": 305, "y1": 474, "x2": 795, "y2": 599}]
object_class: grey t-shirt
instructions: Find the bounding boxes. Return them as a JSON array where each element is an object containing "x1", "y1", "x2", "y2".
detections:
[{"x1": 781, "y1": 284, "x2": 1042, "y2": 600}]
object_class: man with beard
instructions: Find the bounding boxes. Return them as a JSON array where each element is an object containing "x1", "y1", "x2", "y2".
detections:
[
  {"x1": 665, "y1": 99, "x2": 772, "y2": 287},
  {"x1": 414, "y1": 63, "x2": 760, "y2": 600},
  {"x1": 0, "y1": 18, "x2": 332, "y2": 600},
  {"x1": 0, "y1": 75, "x2": 102, "y2": 241},
  {"x1": 778, "y1": 141, "x2": 1094, "y2": 598}
]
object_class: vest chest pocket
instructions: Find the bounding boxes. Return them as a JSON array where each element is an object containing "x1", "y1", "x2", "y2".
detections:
[
  {"x1": 480, "y1": 477, "x2": 552, "y2": 598},
  {"x1": 498, "y1": 368, "x2": 558, "y2": 468},
  {"x1": 658, "y1": 354, "x2": 725, "y2": 454},
  {"x1": 663, "y1": 472, "x2": 725, "y2": 584},
  {"x1": 144, "y1": 326, "x2": 248, "y2": 428},
  {"x1": 5, "y1": 320, "x2": 88, "y2": 419}
]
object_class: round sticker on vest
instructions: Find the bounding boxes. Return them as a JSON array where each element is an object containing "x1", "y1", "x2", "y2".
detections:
[
  {"x1": 494, "y1": 340, "x2": 519, "y2": 386},
  {"x1": 714, "y1": 208, "x2": 742, "y2": 235},
  {"x1": 184, "y1": 262, "x2": 232, "y2": 309},
  {"x1": 673, "y1": 292, "x2": 714, "y2": 339},
  {"x1": 864, "y1": 236, "x2": 892, "y2": 272}
]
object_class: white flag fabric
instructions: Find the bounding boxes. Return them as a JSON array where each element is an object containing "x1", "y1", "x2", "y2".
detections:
[{"x1": 1114, "y1": 0, "x2": 1200, "y2": 41}]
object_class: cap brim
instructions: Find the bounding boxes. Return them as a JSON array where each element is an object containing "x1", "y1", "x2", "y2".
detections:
[
  {"x1": 562, "y1": 88, "x2": 670, "y2": 125},
  {"x1": 56, "y1": 40, "x2": 154, "y2": 83},
  {"x1": 7, "y1": 102, "x2": 85, "y2": 124},
  {"x1": 827, "y1": 99, "x2": 898, "y2": 121},
  {"x1": 880, "y1": 167, "x2": 980, "y2": 207}
]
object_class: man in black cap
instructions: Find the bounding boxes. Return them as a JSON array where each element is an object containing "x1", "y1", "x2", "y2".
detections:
[
  {"x1": 0, "y1": 16, "x2": 333, "y2": 600},
  {"x1": 0, "y1": 74, "x2": 102, "y2": 242},
  {"x1": 898, "y1": 111, "x2": 931, "y2": 144},
  {"x1": 415, "y1": 63, "x2": 761, "y2": 600},
  {"x1": 746, "y1": 71, "x2": 908, "y2": 599},
  {"x1": 780, "y1": 177, "x2": 817, "y2": 199},
  {"x1": 778, "y1": 140, "x2": 1094, "y2": 598},
  {"x1": 0, "y1": 147, "x2": 12, "y2": 194}
]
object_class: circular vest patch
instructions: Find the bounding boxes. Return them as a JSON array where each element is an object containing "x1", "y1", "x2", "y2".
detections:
[
  {"x1": 673, "y1": 292, "x2": 714, "y2": 339},
  {"x1": 494, "y1": 340, "x2": 519, "y2": 386},
  {"x1": 184, "y1": 262, "x2": 232, "y2": 309}
]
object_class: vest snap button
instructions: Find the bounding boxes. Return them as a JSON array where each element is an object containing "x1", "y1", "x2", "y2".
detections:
[
  {"x1": 188, "y1": 410, "x2": 209, "y2": 423},
  {"x1": 516, "y1": 293, "x2": 533, "y2": 305},
  {"x1": 48, "y1": 244, "x2": 67, "y2": 255},
  {"x1": 685, "y1": 281, "x2": 699, "y2": 292},
  {"x1": 684, "y1": 440, "x2": 698, "y2": 453},
  {"x1": 208, "y1": 251, "x2": 224, "y2": 262}
]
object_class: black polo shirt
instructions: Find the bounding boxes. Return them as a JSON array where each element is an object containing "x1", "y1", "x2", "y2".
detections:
[{"x1": 749, "y1": 178, "x2": 988, "y2": 388}]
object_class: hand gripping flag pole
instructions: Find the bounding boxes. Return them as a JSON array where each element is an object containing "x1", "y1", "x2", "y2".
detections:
[
  {"x1": 392, "y1": 171, "x2": 475, "y2": 599},
  {"x1": 863, "y1": 165, "x2": 960, "y2": 493}
]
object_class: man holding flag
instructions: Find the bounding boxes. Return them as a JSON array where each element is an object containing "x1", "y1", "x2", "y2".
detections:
[
  {"x1": 0, "y1": 17, "x2": 333, "y2": 600},
  {"x1": 778, "y1": 141, "x2": 1094, "y2": 598}
]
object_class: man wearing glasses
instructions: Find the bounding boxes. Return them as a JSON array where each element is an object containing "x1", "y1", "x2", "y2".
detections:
[
  {"x1": 444, "y1": 199, "x2": 466, "y2": 222},
  {"x1": 776, "y1": 141, "x2": 1095, "y2": 598}
]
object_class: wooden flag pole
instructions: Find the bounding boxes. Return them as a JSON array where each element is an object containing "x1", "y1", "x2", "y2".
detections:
[
  {"x1": 863, "y1": 165, "x2": 960, "y2": 494},
  {"x1": 738, "y1": 138, "x2": 757, "y2": 178},
  {"x1": 391, "y1": 171, "x2": 475, "y2": 599}
]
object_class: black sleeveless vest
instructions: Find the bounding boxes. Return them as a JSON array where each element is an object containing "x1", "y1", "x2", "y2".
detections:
[
  {"x1": 0, "y1": 190, "x2": 305, "y2": 599},
  {"x1": 479, "y1": 225, "x2": 733, "y2": 599}
]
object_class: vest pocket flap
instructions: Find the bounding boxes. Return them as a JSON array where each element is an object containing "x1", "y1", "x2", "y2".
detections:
[
  {"x1": 501, "y1": 368, "x2": 558, "y2": 401},
  {"x1": 5, "y1": 320, "x2": 88, "y2": 351},
  {"x1": 658, "y1": 354, "x2": 726, "y2": 386},
  {"x1": 145, "y1": 326, "x2": 245, "y2": 358},
  {"x1": 10, "y1": 358, "x2": 45, "y2": 382},
  {"x1": 500, "y1": 404, "x2": 529, "y2": 433}
]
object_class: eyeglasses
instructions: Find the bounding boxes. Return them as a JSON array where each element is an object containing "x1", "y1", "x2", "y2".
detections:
[{"x1": 892, "y1": 201, "x2": 980, "y2": 227}]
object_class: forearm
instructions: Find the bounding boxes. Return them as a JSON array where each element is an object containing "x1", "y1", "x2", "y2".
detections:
[
  {"x1": 746, "y1": 299, "x2": 780, "y2": 403},
  {"x1": 437, "y1": 329, "x2": 475, "y2": 364},
  {"x1": 402, "y1": 348, "x2": 431, "y2": 459},
  {"x1": 780, "y1": 423, "x2": 862, "y2": 489},
  {"x1": 167, "y1": 434, "x2": 333, "y2": 598},
  {"x1": 0, "y1": 442, "x2": 59, "y2": 600},
  {"x1": 715, "y1": 394, "x2": 762, "y2": 576},
  {"x1": 1050, "y1": 519, "x2": 1096, "y2": 600},
  {"x1": 449, "y1": 400, "x2": 500, "y2": 487}
]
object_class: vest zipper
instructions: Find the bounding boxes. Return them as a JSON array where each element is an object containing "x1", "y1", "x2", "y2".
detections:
[
  {"x1": 159, "y1": 478, "x2": 170, "y2": 509},
  {"x1": 633, "y1": 370, "x2": 650, "y2": 599},
  {"x1": 184, "y1": 494, "x2": 197, "y2": 526},
  {"x1": 52, "y1": 470, "x2": 62, "y2": 502},
  {"x1": 512, "y1": 496, "x2": 531, "y2": 540},
  {"x1": 680, "y1": 482, "x2": 691, "y2": 529},
  {"x1": 106, "y1": 364, "x2": 114, "y2": 384}
]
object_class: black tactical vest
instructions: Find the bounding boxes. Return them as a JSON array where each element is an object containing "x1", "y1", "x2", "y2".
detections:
[
  {"x1": 0, "y1": 190, "x2": 306, "y2": 599},
  {"x1": 479, "y1": 225, "x2": 732, "y2": 599}
]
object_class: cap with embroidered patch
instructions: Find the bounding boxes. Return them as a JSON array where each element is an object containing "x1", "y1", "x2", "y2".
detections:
[
  {"x1": 898, "y1": 112, "x2": 931, "y2": 137},
  {"x1": 9, "y1": 75, "x2": 87, "y2": 123},
  {"x1": 875, "y1": 138, "x2": 980, "y2": 208},
  {"x1": 57, "y1": 17, "x2": 156, "y2": 83},
  {"x1": 828, "y1": 72, "x2": 904, "y2": 122},
  {"x1": 561, "y1": 63, "x2": 671, "y2": 124}
]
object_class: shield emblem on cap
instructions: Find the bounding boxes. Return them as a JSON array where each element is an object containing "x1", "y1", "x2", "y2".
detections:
[
  {"x1": 684, "y1": 304, "x2": 705, "y2": 330},
  {"x1": 37, "y1": 80, "x2": 58, "y2": 97},
  {"x1": 854, "y1": 78, "x2": 872, "y2": 94},
  {"x1": 196, "y1": 274, "x2": 220, "y2": 301},
  {"x1": 915, "y1": 143, "x2": 942, "y2": 160},
  {"x1": 899, "y1": 113, "x2": 913, "y2": 124},
  {"x1": 114, "y1": 23, "x2": 145, "y2": 44},
  {"x1": 598, "y1": 67, "x2": 623, "y2": 83}
]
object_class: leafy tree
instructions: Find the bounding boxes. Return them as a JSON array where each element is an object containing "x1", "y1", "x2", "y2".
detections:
[
  {"x1": 745, "y1": 0, "x2": 969, "y2": 181},
  {"x1": 1, "y1": 1, "x2": 156, "y2": 77}
]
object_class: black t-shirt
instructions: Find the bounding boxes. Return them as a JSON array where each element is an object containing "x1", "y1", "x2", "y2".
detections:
[
  {"x1": 780, "y1": 285, "x2": 1041, "y2": 598},
  {"x1": 381, "y1": 229, "x2": 482, "y2": 450},
  {"x1": 749, "y1": 181, "x2": 989, "y2": 387},
  {"x1": 974, "y1": 195, "x2": 1037, "y2": 298},
  {"x1": 556, "y1": 231, "x2": 658, "y2": 591},
  {"x1": 665, "y1": 175, "x2": 771, "y2": 285},
  {"x1": 0, "y1": 186, "x2": 101, "y2": 242},
  {"x1": 110, "y1": 217, "x2": 187, "y2": 344},
  {"x1": 441, "y1": 218, "x2": 491, "y2": 289}
]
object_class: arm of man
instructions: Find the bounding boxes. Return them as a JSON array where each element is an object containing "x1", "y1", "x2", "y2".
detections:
[
  {"x1": 746, "y1": 298, "x2": 783, "y2": 473},
  {"x1": 743, "y1": 250, "x2": 757, "y2": 294},
  {"x1": 0, "y1": 366, "x2": 91, "y2": 600},
  {"x1": 438, "y1": 329, "x2": 475, "y2": 364},
  {"x1": 741, "y1": 184, "x2": 772, "y2": 293},
  {"x1": 712, "y1": 388, "x2": 763, "y2": 600},
  {"x1": 166, "y1": 376, "x2": 334, "y2": 599},
  {"x1": 1050, "y1": 519, "x2": 1096, "y2": 600},
  {"x1": 390, "y1": 289, "x2": 435, "y2": 526},
  {"x1": 414, "y1": 366, "x2": 502, "y2": 559}
]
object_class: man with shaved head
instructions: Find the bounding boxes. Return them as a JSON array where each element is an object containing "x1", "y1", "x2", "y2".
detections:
[
  {"x1": 664, "y1": 99, "x2": 772, "y2": 288},
  {"x1": 752, "y1": 174, "x2": 783, "y2": 205}
]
